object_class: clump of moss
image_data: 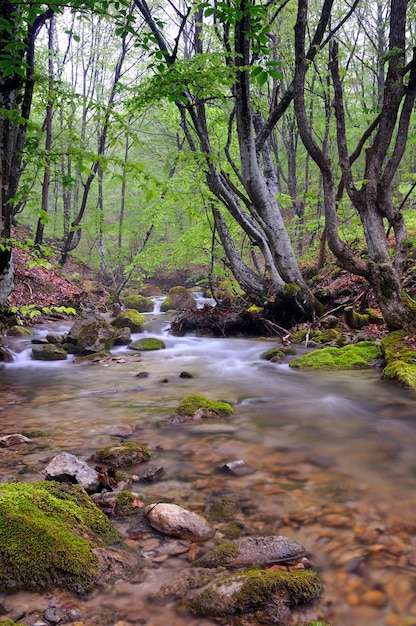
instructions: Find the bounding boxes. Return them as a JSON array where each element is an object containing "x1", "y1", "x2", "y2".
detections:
[
  {"x1": 122, "y1": 294, "x2": 154, "y2": 312},
  {"x1": 130, "y1": 337, "x2": 166, "y2": 351},
  {"x1": 206, "y1": 498, "x2": 241, "y2": 522},
  {"x1": 111, "y1": 309, "x2": 146, "y2": 332},
  {"x1": 290, "y1": 329, "x2": 341, "y2": 345},
  {"x1": 115, "y1": 490, "x2": 142, "y2": 516},
  {"x1": 195, "y1": 543, "x2": 241, "y2": 568},
  {"x1": 0, "y1": 481, "x2": 121, "y2": 592},
  {"x1": 0, "y1": 620, "x2": 24, "y2": 626},
  {"x1": 289, "y1": 341, "x2": 381, "y2": 370},
  {"x1": 189, "y1": 569, "x2": 324, "y2": 616},
  {"x1": 380, "y1": 331, "x2": 416, "y2": 389},
  {"x1": 93, "y1": 441, "x2": 151, "y2": 467},
  {"x1": 261, "y1": 346, "x2": 297, "y2": 362},
  {"x1": 175, "y1": 394, "x2": 233, "y2": 418}
]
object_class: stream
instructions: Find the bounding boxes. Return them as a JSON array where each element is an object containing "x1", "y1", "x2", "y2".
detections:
[{"x1": 1, "y1": 298, "x2": 416, "y2": 626}]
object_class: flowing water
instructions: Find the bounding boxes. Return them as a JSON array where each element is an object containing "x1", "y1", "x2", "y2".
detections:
[{"x1": 1, "y1": 300, "x2": 416, "y2": 626}]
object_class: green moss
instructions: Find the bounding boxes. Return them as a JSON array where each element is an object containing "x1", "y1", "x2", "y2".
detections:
[
  {"x1": 207, "y1": 498, "x2": 241, "y2": 522},
  {"x1": 189, "y1": 569, "x2": 323, "y2": 616},
  {"x1": 0, "y1": 620, "x2": 24, "y2": 626},
  {"x1": 261, "y1": 346, "x2": 297, "y2": 362},
  {"x1": 290, "y1": 329, "x2": 341, "y2": 345},
  {"x1": 111, "y1": 309, "x2": 146, "y2": 331},
  {"x1": 115, "y1": 490, "x2": 141, "y2": 515},
  {"x1": 247, "y1": 305, "x2": 263, "y2": 313},
  {"x1": 175, "y1": 394, "x2": 233, "y2": 418},
  {"x1": 380, "y1": 331, "x2": 416, "y2": 388},
  {"x1": 93, "y1": 441, "x2": 151, "y2": 467},
  {"x1": 195, "y1": 543, "x2": 240, "y2": 568},
  {"x1": 285, "y1": 282, "x2": 301, "y2": 294},
  {"x1": 122, "y1": 294, "x2": 154, "y2": 313},
  {"x1": 0, "y1": 481, "x2": 121, "y2": 592},
  {"x1": 289, "y1": 342, "x2": 381, "y2": 370},
  {"x1": 130, "y1": 337, "x2": 166, "y2": 351}
]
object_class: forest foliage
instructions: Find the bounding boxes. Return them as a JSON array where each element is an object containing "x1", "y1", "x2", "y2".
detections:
[{"x1": 0, "y1": 0, "x2": 415, "y2": 328}]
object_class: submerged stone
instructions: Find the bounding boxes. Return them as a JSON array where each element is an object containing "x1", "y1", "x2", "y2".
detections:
[
  {"x1": 195, "y1": 535, "x2": 307, "y2": 569},
  {"x1": 92, "y1": 441, "x2": 150, "y2": 467}
]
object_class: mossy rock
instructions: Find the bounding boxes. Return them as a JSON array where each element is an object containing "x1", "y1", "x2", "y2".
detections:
[
  {"x1": 31, "y1": 344, "x2": 68, "y2": 361},
  {"x1": 130, "y1": 337, "x2": 166, "y2": 351},
  {"x1": 140, "y1": 284, "x2": 162, "y2": 297},
  {"x1": 0, "y1": 481, "x2": 121, "y2": 592},
  {"x1": 122, "y1": 294, "x2": 154, "y2": 313},
  {"x1": 380, "y1": 331, "x2": 416, "y2": 388},
  {"x1": 92, "y1": 441, "x2": 151, "y2": 467},
  {"x1": 289, "y1": 341, "x2": 381, "y2": 370},
  {"x1": 261, "y1": 346, "x2": 297, "y2": 362},
  {"x1": 206, "y1": 498, "x2": 242, "y2": 522},
  {"x1": 111, "y1": 309, "x2": 146, "y2": 332},
  {"x1": 76, "y1": 320, "x2": 115, "y2": 354},
  {"x1": 189, "y1": 569, "x2": 324, "y2": 616},
  {"x1": 160, "y1": 286, "x2": 197, "y2": 312},
  {"x1": 115, "y1": 490, "x2": 142, "y2": 516},
  {"x1": 290, "y1": 329, "x2": 341, "y2": 345},
  {"x1": 175, "y1": 394, "x2": 233, "y2": 420},
  {"x1": 0, "y1": 620, "x2": 24, "y2": 626}
]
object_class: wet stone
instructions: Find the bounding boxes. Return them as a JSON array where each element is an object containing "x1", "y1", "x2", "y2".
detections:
[{"x1": 144, "y1": 502, "x2": 215, "y2": 542}]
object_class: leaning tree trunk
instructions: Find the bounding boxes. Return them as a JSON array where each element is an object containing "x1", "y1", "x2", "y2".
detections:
[{"x1": 294, "y1": 0, "x2": 416, "y2": 330}]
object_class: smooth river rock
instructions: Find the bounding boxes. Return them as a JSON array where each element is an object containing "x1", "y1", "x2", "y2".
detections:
[
  {"x1": 144, "y1": 502, "x2": 215, "y2": 542},
  {"x1": 195, "y1": 535, "x2": 308, "y2": 568}
]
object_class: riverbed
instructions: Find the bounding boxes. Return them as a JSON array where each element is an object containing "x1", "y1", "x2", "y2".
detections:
[{"x1": 0, "y1": 306, "x2": 415, "y2": 626}]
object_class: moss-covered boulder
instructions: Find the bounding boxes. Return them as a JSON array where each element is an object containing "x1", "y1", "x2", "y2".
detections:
[
  {"x1": 160, "y1": 286, "x2": 197, "y2": 312},
  {"x1": 76, "y1": 320, "x2": 115, "y2": 354},
  {"x1": 0, "y1": 481, "x2": 121, "y2": 592},
  {"x1": 289, "y1": 341, "x2": 381, "y2": 370},
  {"x1": 130, "y1": 337, "x2": 166, "y2": 351},
  {"x1": 31, "y1": 344, "x2": 68, "y2": 361},
  {"x1": 122, "y1": 294, "x2": 154, "y2": 313},
  {"x1": 380, "y1": 331, "x2": 416, "y2": 389},
  {"x1": 261, "y1": 346, "x2": 297, "y2": 362},
  {"x1": 291, "y1": 328, "x2": 344, "y2": 345},
  {"x1": 111, "y1": 309, "x2": 146, "y2": 333},
  {"x1": 92, "y1": 441, "x2": 150, "y2": 467},
  {"x1": 173, "y1": 394, "x2": 233, "y2": 422},
  {"x1": 189, "y1": 569, "x2": 324, "y2": 618}
]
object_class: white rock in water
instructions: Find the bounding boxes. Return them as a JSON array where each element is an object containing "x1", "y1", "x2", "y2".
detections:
[
  {"x1": 0, "y1": 433, "x2": 31, "y2": 446},
  {"x1": 45, "y1": 451, "x2": 100, "y2": 493},
  {"x1": 144, "y1": 502, "x2": 214, "y2": 542}
]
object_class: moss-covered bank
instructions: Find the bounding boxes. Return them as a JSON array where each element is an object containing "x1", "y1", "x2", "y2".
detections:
[
  {"x1": 289, "y1": 342, "x2": 381, "y2": 370},
  {"x1": 0, "y1": 481, "x2": 121, "y2": 592},
  {"x1": 381, "y1": 331, "x2": 416, "y2": 389}
]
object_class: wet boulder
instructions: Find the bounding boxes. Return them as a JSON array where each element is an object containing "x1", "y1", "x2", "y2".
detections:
[
  {"x1": 0, "y1": 344, "x2": 14, "y2": 362},
  {"x1": 32, "y1": 343, "x2": 68, "y2": 361},
  {"x1": 195, "y1": 535, "x2": 307, "y2": 569},
  {"x1": 111, "y1": 309, "x2": 146, "y2": 333},
  {"x1": 144, "y1": 502, "x2": 215, "y2": 542},
  {"x1": 112, "y1": 326, "x2": 131, "y2": 345},
  {"x1": 130, "y1": 337, "x2": 166, "y2": 351},
  {"x1": 122, "y1": 294, "x2": 154, "y2": 313},
  {"x1": 172, "y1": 394, "x2": 233, "y2": 423},
  {"x1": 92, "y1": 441, "x2": 150, "y2": 468},
  {"x1": 76, "y1": 320, "x2": 116, "y2": 355},
  {"x1": 45, "y1": 451, "x2": 100, "y2": 493},
  {"x1": 160, "y1": 286, "x2": 197, "y2": 312},
  {"x1": 67, "y1": 312, "x2": 99, "y2": 344},
  {"x1": 189, "y1": 569, "x2": 324, "y2": 620}
]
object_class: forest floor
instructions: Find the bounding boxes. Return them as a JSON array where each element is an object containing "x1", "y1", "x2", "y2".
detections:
[{"x1": 3, "y1": 225, "x2": 416, "y2": 343}]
